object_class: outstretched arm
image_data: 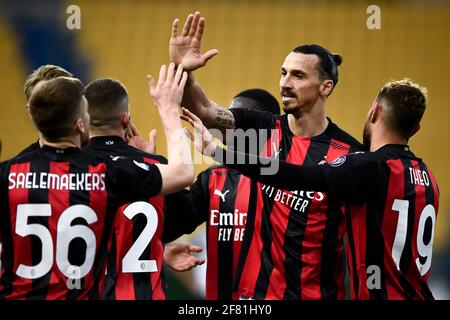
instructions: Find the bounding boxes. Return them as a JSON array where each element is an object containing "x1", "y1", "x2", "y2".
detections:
[
  {"x1": 182, "y1": 107, "x2": 329, "y2": 191},
  {"x1": 169, "y1": 12, "x2": 235, "y2": 130},
  {"x1": 148, "y1": 63, "x2": 195, "y2": 194}
]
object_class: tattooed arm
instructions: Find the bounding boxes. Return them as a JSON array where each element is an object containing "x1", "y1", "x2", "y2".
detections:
[{"x1": 181, "y1": 72, "x2": 235, "y2": 131}]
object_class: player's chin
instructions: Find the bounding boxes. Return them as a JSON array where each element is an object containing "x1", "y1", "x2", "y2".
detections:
[{"x1": 282, "y1": 103, "x2": 299, "y2": 114}]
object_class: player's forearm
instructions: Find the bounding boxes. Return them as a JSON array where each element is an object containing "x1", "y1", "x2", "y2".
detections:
[
  {"x1": 159, "y1": 109, "x2": 195, "y2": 187},
  {"x1": 213, "y1": 146, "x2": 329, "y2": 192},
  {"x1": 182, "y1": 73, "x2": 235, "y2": 130}
]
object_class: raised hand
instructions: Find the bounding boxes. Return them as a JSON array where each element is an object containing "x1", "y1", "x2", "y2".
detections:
[
  {"x1": 163, "y1": 243, "x2": 205, "y2": 272},
  {"x1": 147, "y1": 63, "x2": 188, "y2": 113},
  {"x1": 181, "y1": 107, "x2": 217, "y2": 157},
  {"x1": 169, "y1": 11, "x2": 218, "y2": 72},
  {"x1": 126, "y1": 121, "x2": 157, "y2": 154}
]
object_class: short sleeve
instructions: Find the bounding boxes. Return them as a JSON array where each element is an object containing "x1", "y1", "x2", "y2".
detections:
[{"x1": 107, "y1": 158, "x2": 163, "y2": 202}]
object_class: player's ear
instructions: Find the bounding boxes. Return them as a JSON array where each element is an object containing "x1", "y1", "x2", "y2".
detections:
[
  {"x1": 26, "y1": 104, "x2": 32, "y2": 119},
  {"x1": 121, "y1": 112, "x2": 131, "y2": 129},
  {"x1": 371, "y1": 103, "x2": 383, "y2": 124},
  {"x1": 319, "y1": 80, "x2": 333, "y2": 97},
  {"x1": 75, "y1": 118, "x2": 85, "y2": 134}
]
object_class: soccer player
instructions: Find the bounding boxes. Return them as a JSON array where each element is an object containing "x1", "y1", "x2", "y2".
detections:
[
  {"x1": 18, "y1": 65, "x2": 75, "y2": 156},
  {"x1": 0, "y1": 63, "x2": 194, "y2": 299},
  {"x1": 187, "y1": 78, "x2": 439, "y2": 300},
  {"x1": 169, "y1": 12, "x2": 363, "y2": 299},
  {"x1": 164, "y1": 89, "x2": 280, "y2": 300},
  {"x1": 84, "y1": 78, "x2": 204, "y2": 300}
]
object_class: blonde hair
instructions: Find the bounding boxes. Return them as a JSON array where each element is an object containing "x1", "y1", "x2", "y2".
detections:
[{"x1": 24, "y1": 65, "x2": 73, "y2": 101}]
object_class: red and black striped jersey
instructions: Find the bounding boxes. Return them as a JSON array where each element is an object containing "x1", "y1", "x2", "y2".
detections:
[
  {"x1": 221, "y1": 144, "x2": 439, "y2": 300},
  {"x1": 229, "y1": 108, "x2": 363, "y2": 300},
  {"x1": 84, "y1": 136, "x2": 171, "y2": 300},
  {"x1": 0, "y1": 145, "x2": 162, "y2": 299},
  {"x1": 166, "y1": 165, "x2": 257, "y2": 300},
  {"x1": 0, "y1": 141, "x2": 41, "y2": 274},
  {"x1": 320, "y1": 145, "x2": 439, "y2": 299}
]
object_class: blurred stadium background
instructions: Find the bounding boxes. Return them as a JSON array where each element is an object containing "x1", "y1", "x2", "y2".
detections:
[{"x1": 0, "y1": 0, "x2": 449, "y2": 299}]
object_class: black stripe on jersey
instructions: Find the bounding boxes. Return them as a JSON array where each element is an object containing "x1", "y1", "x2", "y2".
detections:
[
  {"x1": 232, "y1": 180, "x2": 258, "y2": 293},
  {"x1": 90, "y1": 193, "x2": 117, "y2": 300},
  {"x1": 217, "y1": 171, "x2": 241, "y2": 300},
  {"x1": 132, "y1": 212, "x2": 153, "y2": 300},
  {"x1": 0, "y1": 164, "x2": 15, "y2": 298},
  {"x1": 418, "y1": 163, "x2": 435, "y2": 300},
  {"x1": 317, "y1": 137, "x2": 345, "y2": 300},
  {"x1": 254, "y1": 125, "x2": 294, "y2": 299},
  {"x1": 103, "y1": 232, "x2": 117, "y2": 300},
  {"x1": 320, "y1": 199, "x2": 344, "y2": 300},
  {"x1": 345, "y1": 204, "x2": 360, "y2": 299},
  {"x1": 397, "y1": 159, "x2": 419, "y2": 299},
  {"x1": 366, "y1": 168, "x2": 388, "y2": 300},
  {"x1": 66, "y1": 161, "x2": 92, "y2": 300},
  {"x1": 161, "y1": 262, "x2": 168, "y2": 298},
  {"x1": 283, "y1": 135, "x2": 329, "y2": 299},
  {"x1": 27, "y1": 160, "x2": 51, "y2": 300}
]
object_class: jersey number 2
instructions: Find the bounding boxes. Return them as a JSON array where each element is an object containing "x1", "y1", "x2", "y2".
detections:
[{"x1": 121, "y1": 201, "x2": 158, "y2": 273}]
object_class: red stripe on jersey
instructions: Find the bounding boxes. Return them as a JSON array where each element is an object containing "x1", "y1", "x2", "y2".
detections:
[
  {"x1": 112, "y1": 157, "x2": 165, "y2": 300},
  {"x1": 83, "y1": 163, "x2": 108, "y2": 300},
  {"x1": 300, "y1": 193, "x2": 327, "y2": 299},
  {"x1": 143, "y1": 158, "x2": 165, "y2": 300},
  {"x1": 45, "y1": 162, "x2": 71, "y2": 300},
  {"x1": 149, "y1": 194, "x2": 165, "y2": 300},
  {"x1": 8, "y1": 162, "x2": 31, "y2": 299},
  {"x1": 236, "y1": 121, "x2": 282, "y2": 298},
  {"x1": 259, "y1": 120, "x2": 282, "y2": 158},
  {"x1": 326, "y1": 139, "x2": 350, "y2": 162},
  {"x1": 112, "y1": 203, "x2": 135, "y2": 300},
  {"x1": 266, "y1": 138, "x2": 310, "y2": 299},
  {"x1": 345, "y1": 218, "x2": 356, "y2": 298},
  {"x1": 427, "y1": 166, "x2": 440, "y2": 246},
  {"x1": 349, "y1": 203, "x2": 368, "y2": 299},
  {"x1": 409, "y1": 160, "x2": 427, "y2": 297},
  {"x1": 336, "y1": 206, "x2": 347, "y2": 300},
  {"x1": 231, "y1": 175, "x2": 251, "y2": 300},
  {"x1": 206, "y1": 169, "x2": 227, "y2": 299},
  {"x1": 236, "y1": 185, "x2": 264, "y2": 298},
  {"x1": 382, "y1": 159, "x2": 406, "y2": 299},
  {"x1": 299, "y1": 142, "x2": 350, "y2": 299}
]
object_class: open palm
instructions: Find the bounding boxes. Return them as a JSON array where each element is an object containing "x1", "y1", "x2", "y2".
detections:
[{"x1": 169, "y1": 12, "x2": 218, "y2": 72}]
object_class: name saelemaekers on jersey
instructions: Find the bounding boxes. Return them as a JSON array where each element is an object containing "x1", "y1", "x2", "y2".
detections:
[{"x1": 8, "y1": 172, "x2": 106, "y2": 191}]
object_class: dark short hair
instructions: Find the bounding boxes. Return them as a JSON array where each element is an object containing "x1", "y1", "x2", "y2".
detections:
[
  {"x1": 377, "y1": 78, "x2": 428, "y2": 139},
  {"x1": 85, "y1": 78, "x2": 129, "y2": 127},
  {"x1": 29, "y1": 77, "x2": 85, "y2": 141},
  {"x1": 292, "y1": 44, "x2": 342, "y2": 95},
  {"x1": 231, "y1": 89, "x2": 280, "y2": 115},
  {"x1": 24, "y1": 65, "x2": 73, "y2": 101}
]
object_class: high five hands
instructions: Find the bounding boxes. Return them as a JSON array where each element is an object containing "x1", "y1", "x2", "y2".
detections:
[{"x1": 170, "y1": 11, "x2": 219, "y2": 72}]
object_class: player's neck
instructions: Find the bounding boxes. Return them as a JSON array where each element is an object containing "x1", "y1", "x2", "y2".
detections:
[
  {"x1": 41, "y1": 136, "x2": 80, "y2": 149},
  {"x1": 370, "y1": 129, "x2": 408, "y2": 152},
  {"x1": 287, "y1": 105, "x2": 328, "y2": 138},
  {"x1": 89, "y1": 127, "x2": 125, "y2": 140}
]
